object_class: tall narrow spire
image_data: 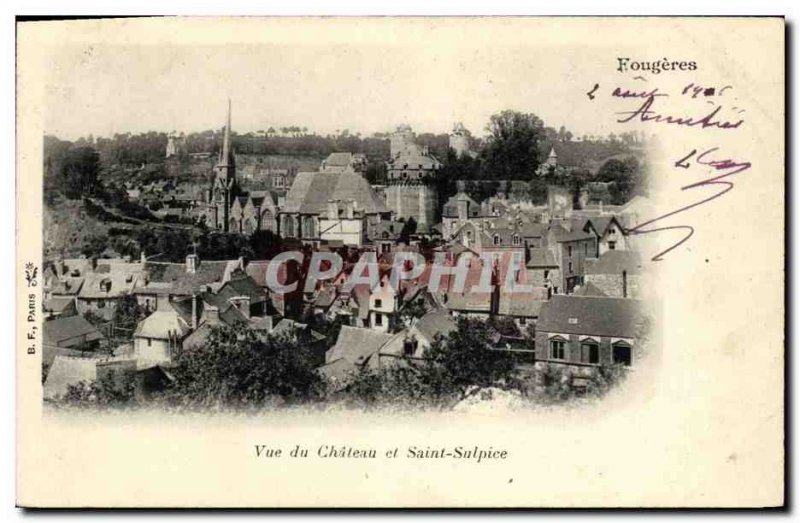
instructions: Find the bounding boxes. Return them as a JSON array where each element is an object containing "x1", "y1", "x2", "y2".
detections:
[{"x1": 221, "y1": 98, "x2": 232, "y2": 164}]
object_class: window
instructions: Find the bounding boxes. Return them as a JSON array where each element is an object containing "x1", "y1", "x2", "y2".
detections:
[
  {"x1": 584, "y1": 243, "x2": 588, "y2": 255},
  {"x1": 613, "y1": 342, "x2": 632, "y2": 366},
  {"x1": 544, "y1": 270, "x2": 550, "y2": 279},
  {"x1": 519, "y1": 317, "x2": 527, "y2": 325},
  {"x1": 609, "y1": 227, "x2": 616, "y2": 234},
  {"x1": 375, "y1": 299, "x2": 382, "y2": 308},
  {"x1": 608, "y1": 241, "x2": 617, "y2": 250},
  {"x1": 568, "y1": 246, "x2": 573, "y2": 257},
  {"x1": 494, "y1": 235, "x2": 501, "y2": 245},
  {"x1": 581, "y1": 342, "x2": 600, "y2": 364},
  {"x1": 97, "y1": 299, "x2": 105, "y2": 309},
  {"x1": 375, "y1": 313, "x2": 383, "y2": 326},
  {"x1": 147, "y1": 339, "x2": 152, "y2": 347},
  {"x1": 550, "y1": 339, "x2": 566, "y2": 360},
  {"x1": 403, "y1": 337, "x2": 418, "y2": 356},
  {"x1": 568, "y1": 261, "x2": 573, "y2": 273},
  {"x1": 512, "y1": 235, "x2": 521, "y2": 246}
]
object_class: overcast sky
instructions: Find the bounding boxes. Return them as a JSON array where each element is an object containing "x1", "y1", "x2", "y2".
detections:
[{"x1": 39, "y1": 18, "x2": 632, "y2": 141}]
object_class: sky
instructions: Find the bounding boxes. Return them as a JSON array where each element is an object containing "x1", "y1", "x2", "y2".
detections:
[{"x1": 38, "y1": 18, "x2": 634, "y2": 141}]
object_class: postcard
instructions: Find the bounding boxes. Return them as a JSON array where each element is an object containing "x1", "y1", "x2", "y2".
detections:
[{"x1": 16, "y1": 16, "x2": 784, "y2": 508}]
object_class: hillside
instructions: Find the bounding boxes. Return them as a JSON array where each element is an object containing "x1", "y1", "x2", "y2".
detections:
[{"x1": 43, "y1": 195, "x2": 113, "y2": 260}]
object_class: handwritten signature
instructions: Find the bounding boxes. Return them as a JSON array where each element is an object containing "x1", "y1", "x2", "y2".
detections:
[{"x1": 626, "y1": 147, "x2": 751, "y2": 261}]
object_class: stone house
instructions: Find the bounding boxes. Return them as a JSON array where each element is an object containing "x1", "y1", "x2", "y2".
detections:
[{"x1": 535, "y1": 295, "x2": 643, "y2": 367}]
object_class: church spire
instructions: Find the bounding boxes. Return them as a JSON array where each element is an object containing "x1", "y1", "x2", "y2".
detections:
[{"x1": 219, "y1": 98, "x2": 233, "y2": 167}]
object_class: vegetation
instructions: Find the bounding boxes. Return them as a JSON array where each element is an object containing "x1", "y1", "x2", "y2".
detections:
[{"x1": 156, "y1": 325, "x2": 325, "y2": 410}]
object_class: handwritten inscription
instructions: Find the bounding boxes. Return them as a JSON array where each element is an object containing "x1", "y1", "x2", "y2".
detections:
[{"x1": 594, "y1": 81, "x2": 751, "y2": 260}]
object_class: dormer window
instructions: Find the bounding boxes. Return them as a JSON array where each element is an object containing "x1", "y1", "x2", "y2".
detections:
[
  {"x1": 512, "y1": 235, "x2": 521, "y2": 246},
  {"x1": 493, "y1": 235, "x2": 501, "y2": 245},
  {"x1": 568, "y1": 317, "x2": 578, "y2": 324}
]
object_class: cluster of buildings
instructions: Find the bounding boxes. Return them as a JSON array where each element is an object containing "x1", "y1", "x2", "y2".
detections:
[{"x1": 42, "y1": 103, "x2": 653, "y2": 401}]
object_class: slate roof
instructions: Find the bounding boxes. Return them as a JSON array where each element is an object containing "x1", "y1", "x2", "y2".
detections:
[
  {"x1": 550, "y1": 227, "x2": 596, "y2": 243},
  {"x1": 325, "y1": 326, "x2": 393, "y2": 365},
  {"x1": 536, "y1": 295, "x2": 642, "y2": 339},
  {"x1": 585, "y1": 250, "x2": 643, "y2": 275},
  {"x1": 43, "y1": 296, "x2": 77, "y2": 315},
  {"x1": 445, "y1": 291, "x2": 492, "y2": 313},
  {"x1": 442, "y1": 192, "x2": 482, "y2": 218},
  {"x1": 526, "y1": 248, "x2": 559, "y2": 268},
  {"x1": 323, "y1": 152, "x2": 356, "y2": 167},
  {"x1": 134, "y1": 308, "x2": 191, "y2": 340},
  {"x1": 281, "y1": 171, "x2": 388, "y2": 215},
  {"x1": 146, "y1": 260, "x2": 239, "y2": 295},
  {"x1": 44, "y1": 355, "x2": 99, "y2": 399},
  {"x1": 413, "y1": 308, "x2": 457, "y2": 343},
  {"x1": 43, "y1": 315, "x2": 105, "y2": 348},
  {"x1": 497, "y1": 291, "x2": 547, "y2": 318},
  {"x1": 571, "y1": 281, "x2": 608, "y2": 297}
]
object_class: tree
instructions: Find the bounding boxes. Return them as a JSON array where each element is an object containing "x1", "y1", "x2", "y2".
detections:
[
  {"x1": 161, "y1": 324, "x2": 325, "y2": 410},
  {"x1": 343, "y1": 317, "x2": 519, "y2": 409},
  {"x1": 58, "y1": 146, "x2": 101, "y2": 199},
  {"x1": 481, "y1": 110, "x2": 546, "y2": 180},
  {"x1": 597, "y1": 156, "x2": 641, "y2": 204}
]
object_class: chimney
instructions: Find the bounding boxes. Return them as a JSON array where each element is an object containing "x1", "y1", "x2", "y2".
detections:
[
  {"x1": 344, "y1": 200, "x2": 355, "y2": 220},
  {"x1": 186, "y1": 254, "x2": 199, "y2": 274},
  {"x1": 191, "y1": 293, "x2": 198, "y2": 330},
  {"x1": 327, "y1": 200, "x2": 338, "y2": 220},
  {"x1": 140, "y1": 250, "x2": 147, "y2": 265},
  {"x1": 206, "y1": 305, "x2": 220, "y2": 323},
  {"x1": 156, "y1": 294, "x2": 170, "y2": 311}
]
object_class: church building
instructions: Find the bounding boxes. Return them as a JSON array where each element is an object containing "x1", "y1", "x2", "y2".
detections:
[{"x1": 196, "y1": 101, "x2": 278, "y2": 235}]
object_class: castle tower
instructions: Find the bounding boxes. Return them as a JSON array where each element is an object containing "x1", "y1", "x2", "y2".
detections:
[
  {"x1": 389, "y1": 124, "x2": 415, "y2": 158},
  {"x1": 212, "y1": 99, "x2": 237, "y2": 232},
  {"x1": 449, "y1": 122, "x2": 471, "y2": 158}
]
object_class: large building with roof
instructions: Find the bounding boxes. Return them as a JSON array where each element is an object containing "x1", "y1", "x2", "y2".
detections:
[
  {"x1": 278, "y1": 168, "x2": 391, "y2": 246},
  {"x1": 382, "y1": 125, "x2": 440, "y2": 232}
]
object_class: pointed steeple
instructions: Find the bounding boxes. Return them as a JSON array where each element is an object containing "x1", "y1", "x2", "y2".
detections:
[{"x1": 218, "y1": 98, "x2": 233, "y2": 167}]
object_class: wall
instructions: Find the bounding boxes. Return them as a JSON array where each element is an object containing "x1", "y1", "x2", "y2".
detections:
[
  {"x1": 534, "y1": 331, "x2": 636, "y2": 367},
  {"x1": 384, "y1": 184, "x2": 438, "y2": 228},
  {"x1": 584, "y1": 273, "x2": 641, "y2": 299},
  {"x1": 133, "y1": 336, "x2": 172, "y2": 362},
  {"x1": 319, "y1": 217, "x2": 364, "y2": 246}
]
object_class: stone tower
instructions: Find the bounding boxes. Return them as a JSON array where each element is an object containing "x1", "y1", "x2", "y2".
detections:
[
  {"x1": 212, "y1": 99, "x2": 237, "y2": 232},
  {"x1": 449, "y1": 122, "x2": 471, "y2": 158},
  {"x1": 384, "y1": 124, "x2": 440, "y2": 230}
]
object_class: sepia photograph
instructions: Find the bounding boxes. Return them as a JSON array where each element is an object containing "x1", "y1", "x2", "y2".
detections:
[{"x1": 16, "y1": 16, "x2": 784, "y2": 508}]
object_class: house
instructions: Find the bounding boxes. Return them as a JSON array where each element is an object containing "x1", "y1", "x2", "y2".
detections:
[
  {"x1": 75, "y1": 259, "x2": 146, "y2": 320},
  {"x1": 368, "y1": 274, "x2": 398, "y2": 333},
  {"x1": 583, "y1": 216, "x2": 629, "y2": 255},
  {"x1": 43, "y1": 315, "x2": 106, "y2": 352},
  {"x1": 279, "y1": 170, "x2": 391, "y2": 247},
  {"x1": 317, "y1": 326, "x2": 394, "y2": 391},
  {"x1": 43, "y1": 296, "x2": 78, "y2": 319},
  {"x1": 144, "y1": 255, "x2": 244, "y2": 298},
  {"x1": 535, "y1": 295, "x2": 643, "y2": 367},
  {"x1": 584, "y1": 250, "x2": 643, "y2": 298},
  {"x1": 441, "y1": 191, "x2": 483, "y2": 238},
  {"x1": 132, "y1": 305, "x2": 191, "y2": 362},
  {"x1": 320, "y1": 152, "x2": 367, "y2": 174},
  {"x1": 525, "y1": 247, "x2": 561, "y2": 294},
  {"x1": 375, "y1": 308, "x2": 457, "y2": 367},
  {"x1": 548, "y1": 224, "x2": 599, "y2": 294}
]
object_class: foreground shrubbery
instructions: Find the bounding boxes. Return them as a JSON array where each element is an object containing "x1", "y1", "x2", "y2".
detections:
[{"x1": 50, "y1": 318, "x2": 635, "y2": 412}]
